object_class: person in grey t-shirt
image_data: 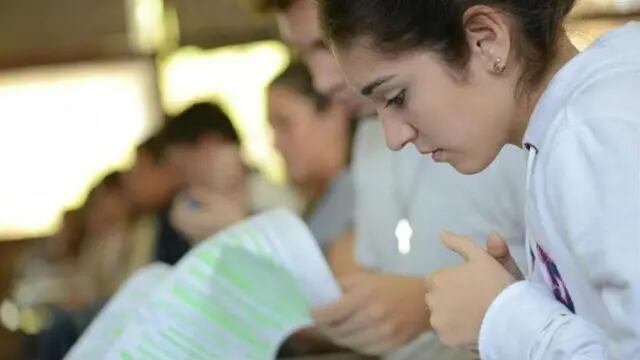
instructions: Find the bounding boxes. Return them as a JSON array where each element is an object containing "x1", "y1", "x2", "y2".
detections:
[{"x1": 268, "y1": 62, "x2": 356, "y2": 258}]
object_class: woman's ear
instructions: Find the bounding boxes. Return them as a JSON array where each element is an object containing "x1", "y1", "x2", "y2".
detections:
[{"x1": 463, "y1": 5, "x2": 513, "y2": 74}]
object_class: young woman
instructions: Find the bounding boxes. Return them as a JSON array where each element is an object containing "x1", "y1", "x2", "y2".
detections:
[
  {"x1": 319, "y1": 0, "x2": 640, "y2": 358},
  {"x1": 268, "y1": 62, "x2": 357, "y2": 266},
  {"x1": 268, "y1": 62, "x2": 364, "y2": 356}
]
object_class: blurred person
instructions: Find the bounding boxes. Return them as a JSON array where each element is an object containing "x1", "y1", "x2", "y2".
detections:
[
  {"x1": 124, "y1": 133, "x2": 189, "y2": 266},
  {"x1": 18, "y1": 207, "x2": 85, "y2": 281},
  {"x1": 34, "y1": 172, "x2": 132, "y2": 360},
  {"x1": 124, "y1": 134, "x2": 182, "y2": 214},
  {"x1": 46, "y1": 208, "x2": 86, "y2": 263},
  {"x1": 13, "y1": 173, "x2": 131, "y2": 311},
  {"x1": 268, "y1": 62, "x2": 358, "y2": 275},
  {"x1": 250, "y1": 0, "x2": 527, "y2": 359},
  {"x1": 166, "y1": 102, "x2": 303, "y2": 248},
  {"x1": 165, "y1": 102, "x2": 247, "y2": 243},
  {"x1": 35, "y1": 134, "x2": 185, "y2": 360},
  {"x1": 267, "y1": 62, "x2": 363, "y2": 357},
  {"x1": 12, "y1": 208, "x2": 86, "y2": 314},
  {"x1": 71, "y1": 171, "x2": 132, "y2": 305}
]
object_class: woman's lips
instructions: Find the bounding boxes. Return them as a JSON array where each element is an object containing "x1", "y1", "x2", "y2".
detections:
[{"x1": 418, "y1": 147, "x2": 446, "y2": 162}]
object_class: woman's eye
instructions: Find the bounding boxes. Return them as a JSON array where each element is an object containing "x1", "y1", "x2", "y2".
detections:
[{"x1": 384, "y1": 89, "x2": 406, "y2": 108}]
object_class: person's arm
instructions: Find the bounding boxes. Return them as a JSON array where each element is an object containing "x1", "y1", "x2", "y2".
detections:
[
  {"x1": 479, "y1": 281, "x2": 608, "y2": 359},
  {"x1": 480, "y1": 115, "x2": 640, "y2": 359},
  {"x1": 312, "y1": 272, "x2": 430, "y2": 355}
]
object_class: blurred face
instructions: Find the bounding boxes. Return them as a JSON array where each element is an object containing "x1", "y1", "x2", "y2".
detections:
[
  {"x1": 166, "y1": 138, "x2": 244, "y2": 192},
  {"x1": 124, "y1": 151, "x2": 179, "y2": 211},
  {"x1": 165, "y1": 144, "x2": 194, "y2": 185},
  {"x1": 276, "y1": 0, "x2": 364, "y2": 113},
  {"x1": 268, "y1": 85, "x2": 346, "y2": 184}
]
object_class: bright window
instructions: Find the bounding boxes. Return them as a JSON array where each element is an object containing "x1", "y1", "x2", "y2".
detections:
[
  {"x1": 0, "y1": 59, "x2": 160, "y2": 238},
  {"x1": 159, "y1": 40, "x2": 290, "y2": 183}
]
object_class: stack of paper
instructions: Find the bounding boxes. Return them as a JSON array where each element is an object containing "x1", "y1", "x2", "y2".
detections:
[{"x1": 66, "y1": 208, "x2": 341, "y2": 360}]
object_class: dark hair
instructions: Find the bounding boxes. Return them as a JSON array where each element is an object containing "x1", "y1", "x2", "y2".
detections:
[
  {"x1": 59, "y1": 207, "x2": 86, "y2": 258},
  {"x1": 320, "y1": 0, "x2": 576, "y2": 87},
  {"x1": 270, "y1": 61, "x2": 360, "y2": 164},
  {"x1": 101, "y1": 171, "x2": 124, "y2": 190},
  {"x1": 137, "y1": 132, "x2": 169, "y2": 162},
  {"x1": 246, "y1": 0, "x2": 296, "y2": 13},
  {"x1": 85, "y1": 171, "x2": 124, "y2": 205},
  {"x1": 271, "y1": 62, "x2": 330, "y2": 111},
  {"x1": 162, "y1": 102, "x2": 240, "y2": 148}
]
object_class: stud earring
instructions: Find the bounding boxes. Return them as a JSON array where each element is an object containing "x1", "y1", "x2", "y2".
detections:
[{"x1": 493, "y1": 58, "x2": 506, "y2": 74}]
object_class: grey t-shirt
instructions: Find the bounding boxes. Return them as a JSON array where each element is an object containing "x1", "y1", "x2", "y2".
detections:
[{"x1": 352, "y1": 118, "x2": 527, "y2": 360}]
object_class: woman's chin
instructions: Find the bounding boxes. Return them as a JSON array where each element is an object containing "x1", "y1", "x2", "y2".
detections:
[{"x1": 449, "y1": 157, "x2": 489, "y2": 175}]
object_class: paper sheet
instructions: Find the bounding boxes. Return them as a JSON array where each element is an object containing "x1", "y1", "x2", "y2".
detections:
[
  {"x1": 65, "y1": 263, "x2": 171, "y2": 359},
  {"x1": 69, "y1": 208, "x2": 340, "y2": 360}
]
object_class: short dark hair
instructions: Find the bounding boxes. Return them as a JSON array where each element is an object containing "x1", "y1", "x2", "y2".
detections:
[
  {"x1": 320, "y1": 0, "x2": 577, "y2": 88},
  {"x1": 270, "y1": 61, "x2": 359, "y2": 164},
  {"x1": 101, "y1": 171, "x2": 124, "y2": 190},
  {"x1": 270, "y1": 62, "x2": 330, "y2": 111},
  {"x1": 246, "y1": 0, "x2": 296, "y2": 13},
  {"x1": 162, "y1": 102, "x2": 240, "y2": 148},
  {"x1": 86, "y1": 170, "x2": 124, "y2": 205},
  {"x1": 137, "y1": 133, "x2": 169, "y2": 162}
]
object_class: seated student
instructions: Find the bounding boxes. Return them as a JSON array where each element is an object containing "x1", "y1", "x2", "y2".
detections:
[
  {"x1": 124, "y1": 133, "x2": 186, "y2": 266},
  {"x1": 319, "y1": 0, "x2": 640, "y2": 358},
  {"x1": 35, "y1": 135, "x2": 185, "y2": 360},
  {"x1": 36, "y1": 172, "x2": 132, "y2": 360},
  {"x1": 74, "y1": 171, "x2": 132, "y2": 304},
  {"x1": 165, "y1": 102, "x2": 303, "y2": 245},
  {"x1": 14, "y1": 173, "x2": 128, "y2": 317},
  {"x1": 15, "y1": 208, "x2": 86, "y2": 306},
  {"x1": 268, "y1": 62, "x2": 357, "y2": 274}
]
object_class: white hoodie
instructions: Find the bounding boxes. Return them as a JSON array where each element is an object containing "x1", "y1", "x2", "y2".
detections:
[{"x1": 479, "y1": 22, "x2": 640, "y2": 359}]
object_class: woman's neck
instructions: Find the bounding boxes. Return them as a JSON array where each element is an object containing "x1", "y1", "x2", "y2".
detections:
[
  {"x1": 302, "y1": 152, "x2": 348, "y2": 202},
  {"x1": 509, "y1": 34, "x2": 580, "y2": 147}
]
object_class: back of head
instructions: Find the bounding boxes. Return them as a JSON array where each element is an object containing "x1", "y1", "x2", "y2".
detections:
[
  {"x1": 320, "y1": 0, "x2": 577, "y2": 87},
  {"x1": 162, "y1": 102, "x2": 240, "y2": 148}
]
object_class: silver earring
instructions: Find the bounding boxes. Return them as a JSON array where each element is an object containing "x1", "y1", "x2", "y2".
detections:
[{"x1": 493, "y1": 58, "x2": 506, "y2": 74}]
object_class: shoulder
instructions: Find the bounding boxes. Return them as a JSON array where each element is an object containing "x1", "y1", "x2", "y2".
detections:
[
  {"x1": 535, "y1": 90, "x2": 640, "y2": 240},
  {"x1": 565, "y1": 69, "x2": 640, "y2": 129},
  {"x1": 541, "y1": 61, "x2": 640, "y2": 159}
]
